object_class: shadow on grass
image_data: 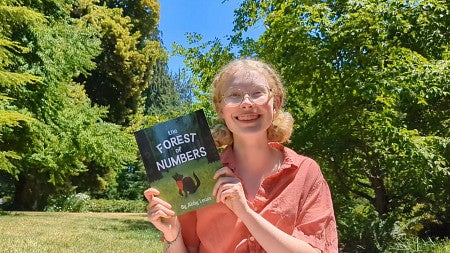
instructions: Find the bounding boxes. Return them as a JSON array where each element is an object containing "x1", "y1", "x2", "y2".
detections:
[
  {"x1": 0, "y1": 211, "x2": 26, "y2": 216},
  {"x1": 119, "y1": 218, "x2": 154, "y2": 231},
  {"x1": 91, "y1": 215, "x2": 159, "y2": 234}
]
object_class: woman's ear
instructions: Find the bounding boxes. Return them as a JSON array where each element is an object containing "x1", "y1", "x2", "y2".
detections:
[{"x1": 273, "y1": 96, "x2": 282, "y2": 111}]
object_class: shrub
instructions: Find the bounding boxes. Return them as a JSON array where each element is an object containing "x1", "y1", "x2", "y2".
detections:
[
  {"x1": 84, "y1": 199, "x2": 146, "y2": 213},
  {"x1": 385, "y1": 237, "x2": 450, "y2": 253},
  {"x1": 45, "y1": 193, "x2": 146, "y2": 213},
  {"x1": 45, "y1": 193, "x2": 91, "y2": 212}
]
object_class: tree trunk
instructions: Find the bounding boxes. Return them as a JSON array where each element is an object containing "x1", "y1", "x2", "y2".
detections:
[
  {"x1": 370, "y1": 175, "x2": 388, "y2": 216},
  {"x1": 12, "y1": 174, "x2": 47, "y2": 211},
  {"x1": 12, "y1": 175, "x2": 32, "y2": 210}
]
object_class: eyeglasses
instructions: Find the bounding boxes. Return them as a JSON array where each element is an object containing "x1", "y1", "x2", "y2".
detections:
[{"x1": 222, "y1": 86, "x2": 272, "y2": 107}]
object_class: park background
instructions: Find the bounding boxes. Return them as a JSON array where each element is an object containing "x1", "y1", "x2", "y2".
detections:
[{"x1": 0, "y1": 0, "x2": 449, "y2": 252}]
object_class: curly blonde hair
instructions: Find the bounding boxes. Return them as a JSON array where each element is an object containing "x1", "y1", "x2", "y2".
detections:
[{"x1": 211, "y1": 58, "x2": 294, "y2": 148}]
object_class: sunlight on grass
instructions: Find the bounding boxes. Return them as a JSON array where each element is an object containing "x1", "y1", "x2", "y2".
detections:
[
  {"x1": 1, "y1": 211, "x2": 449, "y2": 252},
  {"x1": 0, "y1": 212, "x2": 161, "y2": 253}
]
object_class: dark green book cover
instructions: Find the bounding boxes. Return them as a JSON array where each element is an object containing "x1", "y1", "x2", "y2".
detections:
[{"x1": 134, "y1": 109, "x2": 222, "y2": 215}]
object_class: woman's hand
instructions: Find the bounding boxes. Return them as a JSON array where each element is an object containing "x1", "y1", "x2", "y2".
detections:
[
  {"x1": 144, "y1": 188, "x2": 180, "y2": 241},
  {"x1": 213, "y1": 167, "x2": 249, "y2": 214}
]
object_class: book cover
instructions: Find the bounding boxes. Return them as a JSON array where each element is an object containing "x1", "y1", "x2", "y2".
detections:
[{"x1": 134, "y1": 109, "x2": 222, "y2": 215}]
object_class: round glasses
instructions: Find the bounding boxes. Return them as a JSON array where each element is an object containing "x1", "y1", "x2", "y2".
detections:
[{"x1": 222, "y1": 86, "x2": 272, "y2": 107}]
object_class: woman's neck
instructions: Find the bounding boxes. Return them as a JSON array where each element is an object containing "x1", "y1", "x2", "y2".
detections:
[
  {"x1": 231, "y1": 137, "x2": 283, "y2": 200},
  {"x1": 232, "y1": 137, "x2": 281, "y2": 176}
]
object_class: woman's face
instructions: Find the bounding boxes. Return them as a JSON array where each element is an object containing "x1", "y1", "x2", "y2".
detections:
[{"x1": 217, "y1": 69, "x2": 279, "y2": 140}]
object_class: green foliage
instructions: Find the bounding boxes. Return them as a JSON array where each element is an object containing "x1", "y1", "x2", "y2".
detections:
[
  {"x1": 83, "y1": 198, "x2": 146, "y2": 213},
  {"x1": 101, "y1": 0, "x2": 160, "y2": 37},
  {"x1": 111, "y1": 164, "x2": 150, "y2": 200},
  {"x1": 0, "y1": 0, "x2": 140, "y2": 210},
  {"x1": 45, "y1": 193, "x2": 146, "y2": 213},
  {"x1": 0, "y1": 5, "x2": 41, "y2": 178},
  {"x1": 141, "y1": 54, "x2": 201, "y2": 126},
  {"x1": 77, "y1": 1, "x2": 164, "y2": 125},
  {"x1": 0, "y1": 0, "x2": 186, "y2": 212},
  {"x1": 176, "y1": 0, "x2": 450, "y2": 250},
  {"x1": 173, "y1": 33, "x2": 236, "y2": 118},
  {"x1": 45, "y1": 193, "x2": 91, "y2": 212},
  {"x1": 144, "y1": 57, "x2": 185, "y2": 115},
  {"x1": 386, "y1": 237, "x2": 450, "y2": 253}
]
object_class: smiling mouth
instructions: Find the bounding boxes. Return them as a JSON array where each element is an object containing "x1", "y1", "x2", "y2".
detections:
[{"x1": 236, "y1": 114, "x2": 260, "y2": 121}]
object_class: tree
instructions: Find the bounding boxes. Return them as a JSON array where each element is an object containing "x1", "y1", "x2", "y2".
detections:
[
  {"x1": 100, "y1": 0, "x2": 160, "y2": 38},
  {"x1": 0, "y1": 4, "x2": 42, "y2": 204},
  {"x1": 77, "y1": 0, "x2": 164, "y2": 125},
  {"x1": 0, "y1": 0, "x2": 137, "y2": 210},
  {"x1": 0, "y1": 37, "x2": 40, "y2": 178},
  {"x1": 176, "y1": 0, "x2": 450, "y2": 250},
  {"x1": 143, "y1": 54, "x2": 180, "y2": 115},
  {"x1": 172, "y1": 32, "x2": 236, "y2": 120},
  {"x1": 144, "y1": 57, "x2": 198, "y2": 116}
]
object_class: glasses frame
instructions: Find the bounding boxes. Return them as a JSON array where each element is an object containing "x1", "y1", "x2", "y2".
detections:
[{"x1": 221, "y1": 85, "x2": 273, "y2": 107}]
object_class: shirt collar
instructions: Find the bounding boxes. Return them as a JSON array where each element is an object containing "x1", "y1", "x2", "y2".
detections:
[{"x1": 220, "y1": 142, "x2": 297, "y2": 173}]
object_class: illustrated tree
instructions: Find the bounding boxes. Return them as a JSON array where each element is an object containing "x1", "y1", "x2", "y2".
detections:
[{"x1": 176, "y1": 0, "x2": 450, "y2": 250}]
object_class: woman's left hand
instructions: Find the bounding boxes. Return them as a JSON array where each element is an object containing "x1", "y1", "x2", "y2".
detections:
[{"x1": 213, "y1": 167, "x2": 249, "y2": 214}]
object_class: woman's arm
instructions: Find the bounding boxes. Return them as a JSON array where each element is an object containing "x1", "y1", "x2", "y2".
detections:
[
  {"x1": 237, "y1": 206, "x2": 321, "y2": 253},
  {"x1": 213, "y1": 168, "x2": 321, "y2": 253},
  {"x1": 144, "y1": 188, "x2": 193, "y2": 253}
]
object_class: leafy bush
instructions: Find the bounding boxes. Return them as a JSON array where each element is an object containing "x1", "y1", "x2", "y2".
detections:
[
  {"x1": 45, "y1": 193, "x2": 146, "y2": 213},
  {"x1": 385, "y1": 237, "x2": 450, "y2": 253},
  {"x1": 0, "y1": 196, "x2": 12, "y2": 211},
  {"x1": 45, "y1": 193, "x2": 91, "y2": 212},
  {"x1": 337, "y1": 198, "x2": 404, "y2": 252},
  {"x1": 84, "y1": 199, "x2": 146, "y2": 213}
]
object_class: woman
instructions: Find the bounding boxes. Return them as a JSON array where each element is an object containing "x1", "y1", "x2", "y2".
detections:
[{"x1": 145, "y1": 59, "x2": 338, "y2": 252}]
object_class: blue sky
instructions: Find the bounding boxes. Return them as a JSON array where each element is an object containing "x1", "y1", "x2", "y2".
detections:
[{"x1": 158, "y1": 0, "x2": 263, "y2": 72}]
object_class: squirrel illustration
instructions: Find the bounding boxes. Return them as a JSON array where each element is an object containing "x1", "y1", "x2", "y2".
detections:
[{"x1": 172, "y1": 171, "x2": 200, "y2": 197}]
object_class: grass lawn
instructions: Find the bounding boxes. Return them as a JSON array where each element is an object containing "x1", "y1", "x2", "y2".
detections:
[
  {"x1": 0, "y1": 212, "x2": 161, "y2": 253},
  {"x1": 1, "y1": 211, "x2": 449, "y2": 252}
]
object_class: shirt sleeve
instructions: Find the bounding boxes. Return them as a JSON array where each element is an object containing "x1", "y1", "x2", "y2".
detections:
[{"x1": 292, "y1": 161, "x2": 339, "y2": 253}]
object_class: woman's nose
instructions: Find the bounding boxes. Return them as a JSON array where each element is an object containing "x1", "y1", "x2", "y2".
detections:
[{"x1": 239, "y1": 94, "x2": 254, "y2": 107}]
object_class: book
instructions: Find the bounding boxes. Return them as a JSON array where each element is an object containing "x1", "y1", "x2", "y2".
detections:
[{"x1": 134, "y1": 109, "x2": 222, "y2": 215}]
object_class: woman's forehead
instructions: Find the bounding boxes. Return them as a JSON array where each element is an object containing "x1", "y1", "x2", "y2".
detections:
[{"x1": 227, "y1": 70, "x2": 268, "y2": 87}]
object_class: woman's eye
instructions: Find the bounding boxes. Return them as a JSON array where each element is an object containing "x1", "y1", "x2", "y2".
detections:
[
  {"x1": 228, "y1": 91, "x2": 242, "y2": 98},
  {"x1": 252, "y1": 91, "x2": 263, "y2": 97}
]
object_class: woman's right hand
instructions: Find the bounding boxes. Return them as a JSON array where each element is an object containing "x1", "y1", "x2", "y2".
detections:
[{"x1": 144, "y1": 188, "x2": 180, "y2": 241}]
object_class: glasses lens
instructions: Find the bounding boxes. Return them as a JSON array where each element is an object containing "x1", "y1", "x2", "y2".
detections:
[
  {"x1": 223, "y1": 87, "x2": 243, "y2": 106},
  {"x1": 223, "y1": 86, "x2": 270, "y2": 106},
  {"x1": 250, "y1": 86, "x2": 270, "y2": 104}
]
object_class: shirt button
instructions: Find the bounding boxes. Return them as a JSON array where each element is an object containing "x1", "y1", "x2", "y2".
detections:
[{"x1": 249, "y1": 236, "x2": 255, "y2": 242}]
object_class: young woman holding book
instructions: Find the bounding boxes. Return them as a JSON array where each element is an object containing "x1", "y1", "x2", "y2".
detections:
[{"x1": 144, "y1": 58, "x2": 338, "y2": 252}]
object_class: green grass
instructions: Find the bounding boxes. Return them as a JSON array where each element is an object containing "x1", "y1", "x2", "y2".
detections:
[
  {"x1": 386, "y1": 237, "x2": 450, "y2": 253},
  {"x1": 0, "y1": 212, "x2": 161, "y2": 253},
  {"x1": 1, "y1": 211, "x2": 449, "y2": 253}
]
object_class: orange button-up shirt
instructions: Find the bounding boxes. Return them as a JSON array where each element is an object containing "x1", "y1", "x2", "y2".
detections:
[{"x1": 179, "y1": 143, "x2": 338, "y2": 252}]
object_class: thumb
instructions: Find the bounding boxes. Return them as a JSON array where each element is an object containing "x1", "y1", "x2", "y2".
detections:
[{"x1": 144, "y1": 188, "x2": 160, "y2": 201}]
